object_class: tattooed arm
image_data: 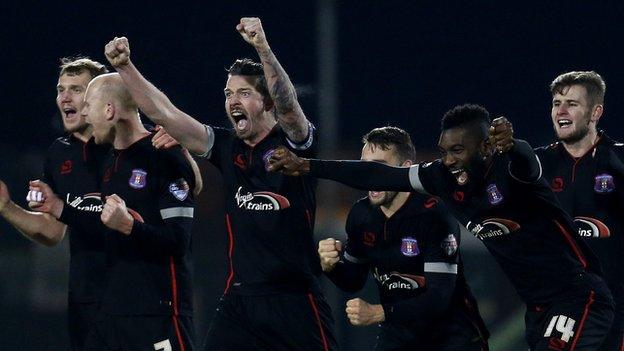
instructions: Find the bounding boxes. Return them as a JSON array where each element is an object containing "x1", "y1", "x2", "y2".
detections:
[{"x1": 236, "y1": 17, "x2": 309, "y2": 143}]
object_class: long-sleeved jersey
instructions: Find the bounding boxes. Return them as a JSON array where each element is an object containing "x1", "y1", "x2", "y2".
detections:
[
  {"x1": 307, "y1": 140, "x2": 611, "y2": 305},
  {"x1": 42, "y1": 134, "x2": 109, "y2": 303},
  {"x1": 203, "y1": 123, "x2": 321, "y2": 295},
  {"x1": 536, "y1": 131, "x2": 624, "y2": 328},
  {"x1": 329, "y1": 193, "x2": 488, "y2": 340},
  {"x1": 60, "y1": 135, "x2": 195, "y2": 316}
]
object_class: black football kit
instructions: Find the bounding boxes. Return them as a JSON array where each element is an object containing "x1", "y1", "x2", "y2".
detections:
[
  {"x1": 328, "y1": 193, "x2": 489, "y2": 351},
  {"x1": 59, "y1": 135, "x2": 196, "y2": 351},
  {"x1": 536, "y1": 131, "x2": 624, "y2": 350},
  {"x1": 304, "y1": 139, "x2": 614, "y2": 351},
  {"x1": 201, "y1": 123, "x2": 338, "y2": 351},
  {"x1": 42, "y1": 134, "x2": 109, "y2": 350}
]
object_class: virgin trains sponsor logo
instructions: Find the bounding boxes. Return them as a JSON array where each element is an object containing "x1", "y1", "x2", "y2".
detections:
[
  {"x1": 467, "y1": 218, "x2": 521, "y2": 240},
  {"x1": 66, "y1": 193, "x2": 103, "y2": 213},
  {"x1": 574, "y1": 217, "x2": 610, "y2": 238},
  {"x1": 235, "y1": 186, "x2": 291, "y2": 211},
  {"x1": 373, "y1": 268, "x2": 425, "y2": 291}
]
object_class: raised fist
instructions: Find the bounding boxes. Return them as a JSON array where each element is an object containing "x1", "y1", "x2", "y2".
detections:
[
  {"x1": 489, "y1": 116, "x2": 514, "y2": 153},
  {"x1": 101, "y1": 194, "x2": 134, "y2": 235},
  {"x1": 236, "y1": 17, "x2": 269, "y2": 50},
  {"x1": 27, "y1": 180, "x2": 63, "y2": 218},
  {"x1": 318, "y1": 238, "x2": 342, "y2": 272},
  {"x1": 105, "y1": 36, "x2": 131, "y2": 68}
]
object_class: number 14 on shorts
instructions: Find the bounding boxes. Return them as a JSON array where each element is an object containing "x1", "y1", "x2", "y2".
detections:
[
  {"x1": 544, "y1": 315, "x2": 576, "y2": 342},
  {"x1": 154, "y1": 339, "x2": 172, "y2": 351}
]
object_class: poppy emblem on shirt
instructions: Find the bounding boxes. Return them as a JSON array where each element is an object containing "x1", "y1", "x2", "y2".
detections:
[
  {"x1": 551, "y1": 177, "x2": 564, "y2": 192},
  {"x1": 486, "y1": 183, "x2": 503, "y2": 205},
  {"x1": 423, "y1": 197, "x2": 438, "y2": 209},
  {"x1": 441, "y1": 234, "x2": 458, "y2": 256},
  {"x1": 594, "y1": 174, "x2": 615, "y2": 193},
  {"x1": 234, "y1": 154, "x2": 246, "y2": 170},
  {"x1": 363, "y1": 232, "x2": 376, "y2": 247},
  {"x1": 400, "y1": 237, "x2": 419, "y2": 257},
  {"x1": 453, "y1": 191, "x2": 465, "y2": 202},
  {"x1": 60, "y1": 160, "x2": 73, "y2": 175},
  {"x1": 169, "y1": 178, "x2": 190, "y2": 201},
  {"x1": 128, "y1": 169, "x2": 147, "y2": 189}
]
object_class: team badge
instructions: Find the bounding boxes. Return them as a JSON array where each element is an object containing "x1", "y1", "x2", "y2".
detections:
[
  {"x1": 441, "y1": 234, "x2": 458, "y2": 256},
  {"x1": 551, "y1": 177, "x2": 564, "y2": 192},
  {"x1": 262, "y1": 149, "x2": 276, "y2": 171},
  {"x1": 128, "y1": 169, "x2": 147, "y2": 189},
  {"x1": 594, "y1": 174, "x2": 615, "y2": 193},
  {"x1": 169, "y1": 178, "x2": 190, "y2": 201},
  {"x1": 486, "y1": 183, "x2": 503, "y2": 205},
  {"x1": 400, "y1": 237, "x2": 419, "y2": 257}
]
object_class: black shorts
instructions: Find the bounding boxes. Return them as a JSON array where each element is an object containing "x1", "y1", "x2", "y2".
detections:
[
  {"x1": 598, "y1": 326, "x2": 624, "y2": 351},
  {"x1": 202, "y1": 292, "x2": 338, "y2": 351},
  {"x1": 68, "y1": 301, "x2": 101, "y2": 351},
  {"x1": 525, "y1": 290, "x2": 614, "y2": 351},
  {"x1": 375, "y1": 303, "x2": 489, "y2": 351},
  {"x1": 84, "y1": 314, "x2": 195, "y2": 351}
]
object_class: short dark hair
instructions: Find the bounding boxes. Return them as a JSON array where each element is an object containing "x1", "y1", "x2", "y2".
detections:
[
  {"x1": 59, "y1": 57, "x2": 108, "y2": 78},
  {"x1": 550, "y1": 71, "x2": 606, "y2": 107},
  {"x1": 227, "y1": 58, "x2": 269, "y2": 98},
  {"x1": 441, "y1": 104, "x2": 491, "y2": 141},
  {"x1": 362, "y1": 126, "x2": 416, "y2": 162}
]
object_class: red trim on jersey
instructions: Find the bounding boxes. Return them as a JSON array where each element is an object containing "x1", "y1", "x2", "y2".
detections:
[
  {"x1": 619, "y1": 332, "x2": 624, "y2": 351},
  {"x1": 305, "y1": 209, "x2": 313, "y2": 229},
  {"x1": 82, "y1": 141, "x2": 88, "y2": 162},
  {"x1": 224, "y1": 214, "x2": 235, "y2": 293},
  {"x1": 564, "y1": 135, "x2": 602, "y2": 183},
  {"x1": 169, "y1": 257, "x2": 187, "y2": 351},
  {"x1": 553, "y1": 220, "x2": 587, "y2": 269},
  {"x1": 307, "y1": 294, "x2": 329, "y2": 351},
  {"x1": 569, "y1": 290, "x2": 595, "y2": 350}
]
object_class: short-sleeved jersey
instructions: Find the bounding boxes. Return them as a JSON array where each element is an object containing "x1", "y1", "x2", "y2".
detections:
[
  {"x1": 536, "y1": 131, "x2": 624, "y2": 326},
  {"x1": 206, "y1": 124, "x2": 320, "y2": 295},
  {"x1": 98, "y1": 135, "x2": 195, "y2": 316},
  {"x1": 42, "y1": 134, "x2": 109, "y2": 303},
  {"x1": 411, "y1": 152, "x2": 606, "y2": 305},
  {"x1": 344, "y1": 194, "x2": 466, "y2": 306}
]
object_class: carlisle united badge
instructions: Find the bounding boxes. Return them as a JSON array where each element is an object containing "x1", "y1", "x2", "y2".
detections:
[
  {"x1": 486, "y1": 183, "x2": 503, "y2": 205},
  {"x1": 400, "y1": 237, "x2": 419, "y2": 257},
  {"x1": 169, "y1": 178, "x2": 190, "y2": 201},
  {"x1": 594, "y1": 174, "x2": 615, "y2": 193},
  {"x1": 441, "y1": 234, "x2": 458, "y2": 256},
  {"x1": 129, "y1": 169, "x2": 147, "y2": 189}
]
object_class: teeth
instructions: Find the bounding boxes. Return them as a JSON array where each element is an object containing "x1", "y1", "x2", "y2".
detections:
[
  {"x1": 232, "y1": 111, "x2": 243, "y2": 117},
  {"x1": 558, "y1": 119, "x2": 572, "y2": 127}
]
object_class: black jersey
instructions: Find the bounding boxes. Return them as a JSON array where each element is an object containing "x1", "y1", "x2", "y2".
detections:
[
  {"x1": 205, "y1": 124, "x2": 320, "y2": 295},
  {"x1": 61, "y1": 135, "x2": 195, "y2": 316},
  {"x1": 332, "y1": 193, "x2": 486, "y2": 334},
  {"x1": 42, "y1": 134, "x2": 109, "y2": 303},
  {"x1": 536, "y1": 131, "x2": 624, "y2": 327},
  {"x1": 308, "y1": 140, "x2": 609, "y2": 305}
]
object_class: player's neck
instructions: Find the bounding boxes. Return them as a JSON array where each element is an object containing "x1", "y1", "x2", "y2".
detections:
[
  {"x1": 380, "y1": 192, "x2": 410, "y2": 218},
  {"x1": 562, "y1": 129, "x2": 599, "y2": 158},
  {"x1": 243, "y1": 115, "x2": 277, "y2": 147},
  {"x1": 72, "y1": 127, "x2": 93, "y2": 143},
  {"x1": 113, "y1": 116, "x2": 150, "y2": 150}
]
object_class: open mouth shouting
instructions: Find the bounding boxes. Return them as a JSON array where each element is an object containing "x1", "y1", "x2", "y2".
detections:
[
  {"x1": 62, "y1": 106, "x2": 79, "y2": 120},
  {"x1": 556, "y1": 119, "x2": 573, "y2": 129},
  {"x1": 231, "y1": 110, "x2": 249, "y2": 132},
  {"x1": 450, "y1": 168, "x2": 469, "y2": 185}
]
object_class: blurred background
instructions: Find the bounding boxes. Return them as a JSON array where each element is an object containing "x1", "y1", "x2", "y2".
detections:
[{"x1": 1, "y1": 1, "x2": 623, "y2": 349}]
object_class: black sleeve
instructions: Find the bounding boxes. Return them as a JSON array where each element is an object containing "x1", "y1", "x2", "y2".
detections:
[
  {"x1": 508, "y1": 139, "x2": 542, "y2": 183},
  {"x1": 325, "y1": 206, "x2": 369, "y2": 292},
  {"x1": 58, "y1": 202, "x2": 105, "y2": 234},
  {"x1": 41, "y1": 152, "x2": 57, "y2": 193},
  {"x1": 382, "y1": 204, "x2": 461, "y2": 324},
  {"x1": 129, "y1": 148, "x2": 195, "y2": 257},
  {"x1": 309, "y1": 159, "x2": 414, "y2": 191}
]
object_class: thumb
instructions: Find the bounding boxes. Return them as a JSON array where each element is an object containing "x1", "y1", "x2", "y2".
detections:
[{"x1": 335, "y1": 240, "x2": 343, "y2": 252}]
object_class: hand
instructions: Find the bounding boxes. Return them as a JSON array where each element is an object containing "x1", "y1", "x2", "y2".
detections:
[
  {"x1": 101, "y1": 194, "x2": 134, "y2": 235},
  {"x1": 236, "y1": 17, "x2": 269, "y2": 51},
  {"x1": 345, "y1": 298, "x2": 385, "y2": 326},
  {"x1": 27, "y1": 180, "x2": 64, "y2": 218},
  {"x1": 267, "y1": 146, "x2": 309, "y2": 176},
  {"x1": 0, "y1": 180, "x2": 10, "y2": 213},
  {"x1": 105, "y1": 36, "x2": 131, "y2": 68},
  {"x1": 489, "y1": 116, "x2": 514, "y2": 153},
  {"x1": 318, "y1": 238, "x2": 342, "y2": 272},
  {"x1": 151, "y1": 125, "x2": 180, "y2": 149}
]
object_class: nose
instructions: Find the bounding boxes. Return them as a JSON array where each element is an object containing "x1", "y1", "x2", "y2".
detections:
[
  {"x1": 556, "y1": 104, "x2": 568, "y2": 116},
  {"x1": 59, "y1": 90, "x2": 72, "y2": 102},
  {"x1": 442, "y1": 154, "x2": 456, "y2": 168},
  {"x1": 81, "y1": 106, "x2": 89, "y2": 122}
]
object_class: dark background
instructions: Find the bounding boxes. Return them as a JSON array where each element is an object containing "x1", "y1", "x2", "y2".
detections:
[{"x1": 1, "y1": 1, "x2": 623, "y2": 350}]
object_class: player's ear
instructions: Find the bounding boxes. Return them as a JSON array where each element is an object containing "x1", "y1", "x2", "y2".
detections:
[
  {"x1": 591, "y1": 104, "x2": 604, "y2": 123},
  {"x1": 480, "y1": 137, "x2": 493, "y2": 160},
  {"x1": 401, "y1": 159, "x2": 413, "y2": 167},
  {"x1": 105, "y1": 102, "x2": 115, "y2": 121}
]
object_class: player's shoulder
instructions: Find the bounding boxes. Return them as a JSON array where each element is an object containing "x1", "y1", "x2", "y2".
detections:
[{"x1": 534, "y1": 141, "x2": 559, "y2": 155}]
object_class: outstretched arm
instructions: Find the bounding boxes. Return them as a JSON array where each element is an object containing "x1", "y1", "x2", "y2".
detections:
[
  {"x1": 105, "y1": 37, "x2": 209, "y2": 155},
  {"x1": 237, "y1": 18, "x2": 309, "y2": 143},
  {"x1": 0, "y1": 180, "x2": 66, "y2": 246},
  {"x1": 489, "y1": 117, "x2": 541, "y2": 182}
]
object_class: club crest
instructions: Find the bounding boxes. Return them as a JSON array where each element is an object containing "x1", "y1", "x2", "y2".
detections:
[
  {"x1": 594, "y1": 174, "x2": 615, "y2": 193},
  {"x1": 486, "y1": 183, "x2": 503, "y2": 205},
  {"x1": 169, "y1": 178, "x2": 190, "y2": 201},
  {"x1": 400, "y1": 237, "x2": 419, "y2": 257},
  {"x1": 129, "y1": 169, "x2": 147, "y2": 189}
]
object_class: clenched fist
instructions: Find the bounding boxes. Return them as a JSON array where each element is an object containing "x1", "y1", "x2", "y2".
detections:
[
  {"x1": 27, "y1": 180, "x2": 64, "y2": 218},
  {"x1": 101, "y1": 194, "x2": 134, "y2": 235},
  {"x1": 236, "y1": 17, "x2": 269, "y2": 51},
  {"x1": 105, "y1": 36, "x2": 131, "y2": 68},
  {"x1": 489, "y1": 116, "x2": 514, "y2": 153},
  {"x1": 318, "y1": 238, "x2": 342, "y2": 272},
  {"x1": 345, "y1": 298, "x2": 385, "y2": 326}
]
